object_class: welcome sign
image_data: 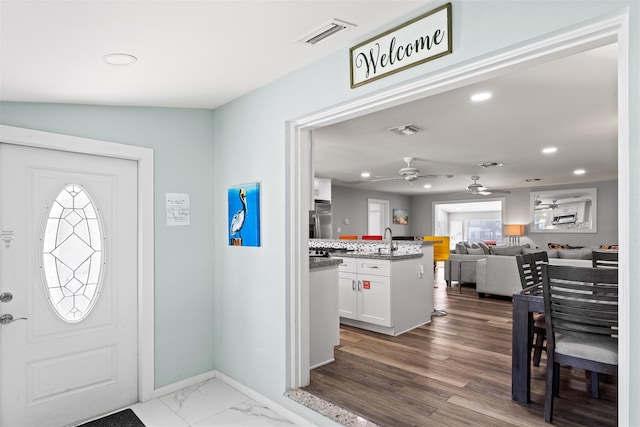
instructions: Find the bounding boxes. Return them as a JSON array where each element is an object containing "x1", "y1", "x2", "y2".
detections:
[{"x1": 350, "y1": 3, "x2": 452, "y2": 88}]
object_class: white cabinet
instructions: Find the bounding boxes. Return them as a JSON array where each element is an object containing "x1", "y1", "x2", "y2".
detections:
[
  {"x1": 313, "y1": 177, "x2": 332, "y2": 202},
  {"x1": 338, "y1": 258, "x2": 391, "y2": 327},
  {"x1": 336, "y1": 248, "x2": 434, "y2": 336}
]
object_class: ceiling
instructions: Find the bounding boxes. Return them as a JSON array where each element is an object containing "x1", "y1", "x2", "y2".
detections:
[
  {"x1": 313, "y1": 43, "x2": 618, "y2": 195},
  {"x1": 0, "y1": 0, "x2": 429, "y2": 109},
  {"x1": 1, "y1": 2, "x2": 618, "y2": 198}
]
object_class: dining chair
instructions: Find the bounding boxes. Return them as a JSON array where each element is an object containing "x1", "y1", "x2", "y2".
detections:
[
  {"x1": 339, "y1": 235, "x2": 357, "y2": 240},
  {"x1": 541, "y1": 264, "x2": 618, "y2": 423},
  {"x1": 592, "y1": 249, "x2": 619, "y2": 269},
  {"x1": 515, "y1": 253, "x2": 546, "y2": 366}
]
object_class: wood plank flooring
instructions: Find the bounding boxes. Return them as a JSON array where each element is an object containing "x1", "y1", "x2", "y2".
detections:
[{"x1": 303, "y1": 265, "x2": 617, "y2": 426}]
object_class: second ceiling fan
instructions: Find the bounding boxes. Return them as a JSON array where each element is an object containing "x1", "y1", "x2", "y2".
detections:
[{"x1": 465, "y1": 175, "x2": 511, "y2": 196}]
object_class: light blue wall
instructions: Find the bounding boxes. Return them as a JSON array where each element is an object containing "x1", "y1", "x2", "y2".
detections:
[
  {"x1": 1, "y1": 0, "x2": 639, "y2": 423},
  {"x1": 211, "y1": 0, "x2": 639, "y2": 421},
  {"x1": 0, "y1": 103, "x2": 217, "y2": 388}
]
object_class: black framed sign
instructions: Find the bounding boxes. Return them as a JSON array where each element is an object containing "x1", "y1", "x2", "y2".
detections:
[{"x1": 350, "y1": 3, "x2": 452, "y2": 88}]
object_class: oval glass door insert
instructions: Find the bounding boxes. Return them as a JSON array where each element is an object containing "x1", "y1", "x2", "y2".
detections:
[{"x1": 42, "y1": 184, "x2": 104, "y2": 323}]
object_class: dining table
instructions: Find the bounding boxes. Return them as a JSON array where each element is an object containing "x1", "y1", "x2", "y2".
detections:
[{"x1": 512, "y1": 283, "x2": 544, "y2": 403}]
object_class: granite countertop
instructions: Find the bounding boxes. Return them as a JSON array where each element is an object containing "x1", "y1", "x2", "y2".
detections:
[
  {"x1": 309, "y1": 257, "x2": 343, "y2": 269},
  {"x1": 332, "y1": 252, "x2": 423, "y2": 261}
]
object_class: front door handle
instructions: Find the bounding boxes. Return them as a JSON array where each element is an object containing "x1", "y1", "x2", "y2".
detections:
[{"x1": 0, "y1": 314, "x2": 28, "y2": 325}]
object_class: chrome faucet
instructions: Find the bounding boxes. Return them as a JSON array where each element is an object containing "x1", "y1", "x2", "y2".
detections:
[{"x1": 384, "y1": 227, "x2": 397, "y2": 255}]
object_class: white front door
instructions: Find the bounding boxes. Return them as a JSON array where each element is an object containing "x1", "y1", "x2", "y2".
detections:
[{"x1": 0, "y1": 143, "x2": 138, "y2": 427}]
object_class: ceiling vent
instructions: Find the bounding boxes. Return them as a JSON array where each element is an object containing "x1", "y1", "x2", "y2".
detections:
[
  {"x1": 477, "y1": 161, "x2": 504, "y2": 168},
  {"x1": 387, "y1": 124, "x2": 423, "y2": 136},
  {"x1": 298, "y1": 19, "x2": 355, "y2": 45}
]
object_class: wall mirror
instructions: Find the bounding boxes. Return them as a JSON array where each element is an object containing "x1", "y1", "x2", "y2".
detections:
[{"x1": 530, "y1": 188, "x2": 597, "y2": 233}]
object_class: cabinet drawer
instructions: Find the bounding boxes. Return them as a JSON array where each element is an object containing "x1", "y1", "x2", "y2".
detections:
[
  {"x1": 357, "y1": 259, "x2": 390, "y2": 277},
  {"x1": 337, "y1": 257, "x2": 357, "y2": 273}
]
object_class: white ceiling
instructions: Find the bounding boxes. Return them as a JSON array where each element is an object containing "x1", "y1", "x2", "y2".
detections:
[
  {"x1": 1, "y1": 2, "x2": 618, "y2": 198},
  {"x1": 0, "y1": 0, "x2": 429, "y2": 109},
  {"x1": 313, "y1": 43, "x2": 618, "y2": 195}
]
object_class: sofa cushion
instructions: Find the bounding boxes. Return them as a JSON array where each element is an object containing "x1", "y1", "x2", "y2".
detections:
[
  {"x1": 467, "y1": 247, "x2": 485, "y2": 255},
  {"x1": 455, "y1": 243, "x2": 468, "y2": 254},
  {"x1": 491, "y1": 245, "x2": 524, "y2": 256},
  {"x1": 600, "y1": 244, "x2": 618, "y2": 250},
  {"x1": 557, "y1": 247, "x2": 593, "y2": 259},
  {"x1": 477, "y1": 241, "x2": 492, "y2": 254},
  {"x1": 548, "y1": 242, "x2": 569, "y2": 249},
  {"x1": 523, "y1": 247, "x2": 558, "y2": 258}
]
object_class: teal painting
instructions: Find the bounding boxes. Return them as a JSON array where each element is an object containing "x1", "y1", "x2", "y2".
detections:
[{"x1": 228, "y1": 182, "x2": 261, "y2": 246}]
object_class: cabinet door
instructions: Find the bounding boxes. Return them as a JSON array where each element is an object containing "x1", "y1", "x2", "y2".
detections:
[
  {"x1": 357, "y1": 274, "x2": 391, "y2": 327},
  {"x1": 338, "y1": 272, "x2": 358, "y2": 320}
]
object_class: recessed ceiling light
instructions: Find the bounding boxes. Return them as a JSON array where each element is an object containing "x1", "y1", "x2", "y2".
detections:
[
  {"x1": 471, "y1": 92, "x2": 492, "y2": 102},
  {"x1": 361, "y1": 172, "x2": 370, "y2": 178},
  {"x1": 103, "y1": 53, "x2": 137, "y2": 66},
  {"x1": 574, "y1": 169, "x2": 586, "y2": 175},
  {"x1": 423, "y1": 184, "x2": 432, "y2": 189},
  {"x1": 542, "y1": 147, "x2": 558, "y2": 154}
]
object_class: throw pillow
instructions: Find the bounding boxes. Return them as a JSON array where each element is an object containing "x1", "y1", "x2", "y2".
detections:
[
  {"x1": 466, "y1": 247, "x2": 485, "y2": 255},
  {"x1": 455, "y1": 243, "x2": 468, "y2": 254},
  {"x1": 600, "y1": 244, "x2": 618, "y2": 250},
  {"x1": 548, "y1": 242, "x2": 569, "y2": 249},
  {"x1": 477, "y1": 241, "x2": 492, "y2": 254},
  {"x1": 557, "y1": 247, "x2": 592, "y2": 259},
  {"x1": 491, "y1": 245, "x2": 524, "y2": 256}
]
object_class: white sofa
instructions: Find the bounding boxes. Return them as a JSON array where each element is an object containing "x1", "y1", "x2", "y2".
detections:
[{"x1": 476, "y1": 256, "x2": 592, "y2": 298}]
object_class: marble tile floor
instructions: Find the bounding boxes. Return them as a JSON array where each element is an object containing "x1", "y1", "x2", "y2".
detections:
[{"x1": 126, "y1": 378, "x2": 299, "y2": 427}]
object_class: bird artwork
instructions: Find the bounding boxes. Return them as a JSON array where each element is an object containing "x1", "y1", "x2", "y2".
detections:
[
  {"x1": 229, "y1": 188, "x2": 247, "y2": 244},
  {"x1": 228, "y1": 183, "x2": 260, "y2": 247}
]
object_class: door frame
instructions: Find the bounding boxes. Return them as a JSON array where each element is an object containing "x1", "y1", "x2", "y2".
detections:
[
  {"x1": 286, "y1": 13, "x2": 630, "y2": 423},
  {"x1": 0, "y1": 125, "x2": 155, "y2": 402}
]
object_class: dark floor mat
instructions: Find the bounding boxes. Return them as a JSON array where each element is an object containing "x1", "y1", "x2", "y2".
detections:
[{"x1": 77, "y1": 409, "x2": 145, "y2": 427}]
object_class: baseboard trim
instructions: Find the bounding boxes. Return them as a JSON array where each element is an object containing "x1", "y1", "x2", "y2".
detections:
[{"x1": 147, "y1": 370, "x2": 217, "y2": 400}]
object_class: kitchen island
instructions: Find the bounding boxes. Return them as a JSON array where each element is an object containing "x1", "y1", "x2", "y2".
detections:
[
  {"x1": 336, "y1": 251, "x2": 433, "y2": 336},
  {"x1": 309, "y1": 257, "x2": 342, "y2": 368}
]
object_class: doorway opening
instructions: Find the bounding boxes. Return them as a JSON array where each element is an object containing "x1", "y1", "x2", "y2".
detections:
[
  {"x1": 287, "y1": 15, "x2": 629, "y2": 421},
  {"x1": 434, "y1": 200, "x2": 504, "y2": 249}
]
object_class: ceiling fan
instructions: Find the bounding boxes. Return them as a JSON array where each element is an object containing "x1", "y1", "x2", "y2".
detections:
[
  {"x1": 370, "y1": 157, "x2": 453, "y2": 184},
  {"x1": 465, "y1": 176, "x2": 511, "y2": 195},
  {"x1": 534, "y1": 196, "x2": 557, "y2": 210}
]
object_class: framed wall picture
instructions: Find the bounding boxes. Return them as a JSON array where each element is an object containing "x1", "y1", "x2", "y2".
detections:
[
  {"x1": 228, "y1": 182, "x2": 261, "y2": 246},
  {"x1": 393, "y1": 208, "x2": 409, "y2": 225}
]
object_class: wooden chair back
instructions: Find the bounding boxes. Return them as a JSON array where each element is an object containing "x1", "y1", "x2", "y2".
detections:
[
  {"x1": 540, "y1": 264, "x2": 618, "y2": 422},
  {"x1": 592, "y1": 249, "x2": 618, "y2": 269},
  {"x1": 515, "y1": 253, "x2": 537, "y2": 289}
]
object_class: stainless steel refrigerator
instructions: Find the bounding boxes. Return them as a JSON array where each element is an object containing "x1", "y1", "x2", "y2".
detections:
[{"x1": 309, "y1": 201, "x2": 332, "y2": 239}]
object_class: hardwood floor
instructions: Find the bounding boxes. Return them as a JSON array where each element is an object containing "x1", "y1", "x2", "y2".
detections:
[{"x1": 303, "y1": 265, "x2": 617, "y2": 426}]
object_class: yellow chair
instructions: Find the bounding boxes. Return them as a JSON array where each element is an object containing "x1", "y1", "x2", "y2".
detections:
[{"x1": 423, "y1": 236, "x2": 450, "y2": 270}]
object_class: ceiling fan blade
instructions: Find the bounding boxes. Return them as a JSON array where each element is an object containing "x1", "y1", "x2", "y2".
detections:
[
  {"x1": 370, "y1": 176, "x2": 404, "y2": 182},
  {"x1": 416, "y1": 174, "x2": 454, "y2": 179},
  {"x1": 489, "y1": 189, "x2": 511, "y2": 194}
]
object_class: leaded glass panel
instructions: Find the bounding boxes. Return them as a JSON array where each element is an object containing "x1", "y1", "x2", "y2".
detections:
[{"x1": 42, "y1": 185, "x2": 104, "y2": 323}]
